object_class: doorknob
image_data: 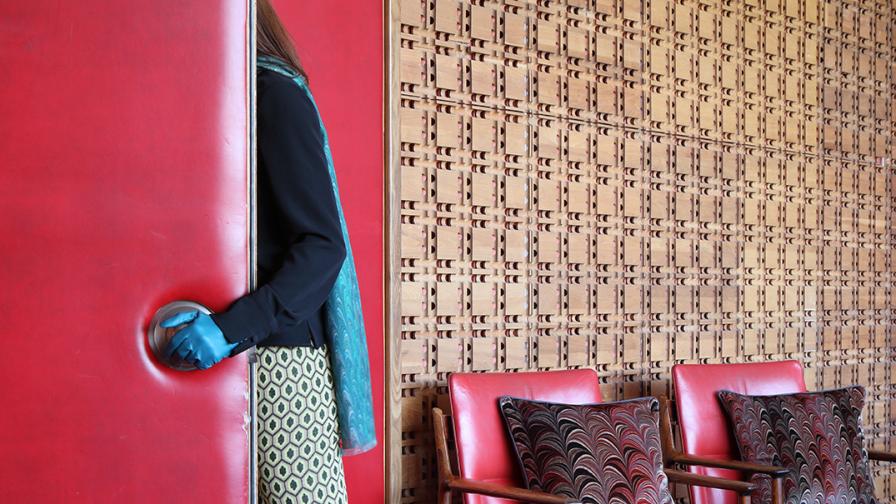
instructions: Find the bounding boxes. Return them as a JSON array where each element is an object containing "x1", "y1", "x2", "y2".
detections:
[{"x1": 148, "y1": 300, "x2": 212, "y2": 371}]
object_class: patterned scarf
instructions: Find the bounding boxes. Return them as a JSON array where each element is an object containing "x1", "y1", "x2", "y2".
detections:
[{"x1": 257, "y1": 53, "x2": 376, "y2": 456}]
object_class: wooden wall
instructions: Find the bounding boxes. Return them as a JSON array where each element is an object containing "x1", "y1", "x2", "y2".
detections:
[{"x1": 388, "y1": 0, "x2": 896, "y2": 501}]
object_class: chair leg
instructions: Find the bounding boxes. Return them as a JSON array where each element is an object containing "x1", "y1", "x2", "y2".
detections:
[
  {"x1": 772, "y1": 478, "x2": 783, "y2": 504},
  {"x1": 738, "y1": 495, "x2": 751, "y2": 504},
  {"x1": 438, "y1": 483, "x2": 452, "y2": 504},
  {"x1": 433, "y1": 407, "x2": 455, "y2": 504}
]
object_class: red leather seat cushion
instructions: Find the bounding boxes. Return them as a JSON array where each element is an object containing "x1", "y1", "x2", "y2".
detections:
[
  {"x1": 672, "y1": 361, "x2": 806, "y2": 504},
  {"x1": 448, "y1": 369, "x2": 602, "y2": 504}
]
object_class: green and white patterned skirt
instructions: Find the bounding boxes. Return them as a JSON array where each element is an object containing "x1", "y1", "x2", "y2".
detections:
[{"x1": 257, "y1": 345, "x2": 347, "y2": 504}]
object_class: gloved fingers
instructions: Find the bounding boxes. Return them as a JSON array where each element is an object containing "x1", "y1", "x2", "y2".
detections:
[
  {"x1": 160, "y1": 310, "x2": 200, "y2": 329},
  {"x1": 191, "y1": 348, "x2": 209, "y2": 368},
  {"x1": 194, "y1": 353, "x2": 218, "y2": 370},
  {"x1": 194, "y1": 355, "x2": 213, "y2": 370},
  {"x1": 176, "y1": 341, "x2": 197, "y2": 363},
  {"x1": 163, "y1": 326, "x2": 192, "y2": 360}
]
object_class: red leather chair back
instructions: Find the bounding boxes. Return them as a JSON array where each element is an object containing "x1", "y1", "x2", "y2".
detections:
[
  {"x1": 448, "y1": 369, "x2": 602, "y2": 504},
  {"x1": 672, "y1": 361, "x2": 806, "y2": 504}
]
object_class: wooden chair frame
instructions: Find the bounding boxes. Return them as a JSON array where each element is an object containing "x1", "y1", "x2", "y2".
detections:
[
  {"x1": 433, "y1": 406, "x2": 756, "y2": 504},
  {"x1": 658, "y1": 396, "x2": 896, "y2": 504},
  {"x1": 658, "y1": 396, "x2": 788, "y2": 502}
]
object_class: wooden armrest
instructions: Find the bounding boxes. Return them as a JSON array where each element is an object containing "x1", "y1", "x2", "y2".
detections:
[
  {"x1": 447, "y1": 478, "x2": 580, "y2": 504},
  {"x1": 670, "y1": 453, "x2": 790, "y2": 477},
  {"x1": 665, "y1": 468, "x2": 756, "y2": 495},
  {"x1": 868, "y1": 450, "x2": 896, "y2": 463}
]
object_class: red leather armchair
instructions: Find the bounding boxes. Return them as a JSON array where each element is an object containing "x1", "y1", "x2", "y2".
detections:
[
  {"x1": 442, "y1": 369, "x2": 600, "y2": 504},
  {"x1": 433, "y1": 369, "x2": 756, "y2": 504},
  {"x1": 670, "y1": 361, "x2": 896, "y2": 504},
  {"x1": 670, "y1": 361, "x2": 804, "y2": 504}
]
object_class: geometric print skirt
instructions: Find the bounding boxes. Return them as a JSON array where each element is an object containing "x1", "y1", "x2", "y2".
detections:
[{"x1": 256, "y1": 345, "x2": 348, "y2": 504}]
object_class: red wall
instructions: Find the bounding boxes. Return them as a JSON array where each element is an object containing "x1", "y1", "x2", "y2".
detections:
[{"x1": 273, "y1": 2, "x2": 385, "y2": 503}]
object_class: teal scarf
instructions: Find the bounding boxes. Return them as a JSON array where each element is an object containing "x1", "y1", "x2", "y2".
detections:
[{"x1": 257, "y1": 54, "x2": 376, "y2": 456}]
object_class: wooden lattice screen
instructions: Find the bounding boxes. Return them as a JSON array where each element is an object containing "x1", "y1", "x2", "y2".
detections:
[{"x1": 389, "y1": 0, "x2": 896, "y2": 501}]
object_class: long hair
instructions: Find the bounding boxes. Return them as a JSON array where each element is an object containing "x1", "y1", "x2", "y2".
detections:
[{"x1": 257, "y1": 0, "x2": 307, "y2": 81}]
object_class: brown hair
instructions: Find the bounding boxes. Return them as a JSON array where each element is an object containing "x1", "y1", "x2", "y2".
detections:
[{"x1": 257, "y1": 0, "x2": 307, "y2": 81}]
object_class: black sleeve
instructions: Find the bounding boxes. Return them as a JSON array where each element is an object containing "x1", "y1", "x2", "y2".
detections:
[{"x1": 211, "y1": 75, "x2": 346, "y2": 352}]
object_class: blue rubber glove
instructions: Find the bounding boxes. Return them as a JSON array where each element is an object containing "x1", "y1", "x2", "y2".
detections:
[{"x1": 161, "y1": 311, "x2": 237, "y2": 370}]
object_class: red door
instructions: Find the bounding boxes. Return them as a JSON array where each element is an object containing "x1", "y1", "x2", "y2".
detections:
[{"x1": 0, "y1": 1, "x2": 251, "y2": 502}]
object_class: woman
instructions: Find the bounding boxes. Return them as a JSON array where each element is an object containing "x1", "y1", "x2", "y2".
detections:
[{"x1": 160, "y1": 1, "x2": 350, "y2": 502}]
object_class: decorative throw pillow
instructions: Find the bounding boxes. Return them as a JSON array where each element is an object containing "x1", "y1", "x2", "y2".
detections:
[
  {"x1": 717, "y1": 386, "x2": 877, "y2": 504},
  {"x1": 498, "y1": 396, "x2": 673, "y2": 504}
]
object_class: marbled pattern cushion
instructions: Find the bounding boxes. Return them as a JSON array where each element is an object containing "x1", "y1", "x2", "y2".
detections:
[
  {"x1": 498, "y1": 396, "x2": 673, "y2": 504},
  {"x1": 717, "y1": 386, "x2": 876, "y2": 504}
]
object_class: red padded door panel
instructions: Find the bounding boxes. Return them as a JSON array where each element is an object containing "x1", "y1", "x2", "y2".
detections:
[{"x1": 0, "y1": 2, "x2": 250, "y2": 502}]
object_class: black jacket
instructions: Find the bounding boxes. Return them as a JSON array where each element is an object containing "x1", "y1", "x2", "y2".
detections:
[{"x1": 211, "y1": 67, "x2": 346, "y2": 355}]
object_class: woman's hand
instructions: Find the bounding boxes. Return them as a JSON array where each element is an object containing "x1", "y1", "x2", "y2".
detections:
[{"x1": 161, "y1": 311, "x2": 237, "y2": 370}]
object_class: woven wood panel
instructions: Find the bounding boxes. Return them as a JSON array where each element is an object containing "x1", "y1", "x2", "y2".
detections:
[{"x1": 391, "y1": 0, "x2": 896, "y2": 500}]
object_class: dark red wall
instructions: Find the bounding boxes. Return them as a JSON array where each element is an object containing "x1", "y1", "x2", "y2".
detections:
[{"x1": 273, "y1": 1, "x2": 385, "y2": 502}]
